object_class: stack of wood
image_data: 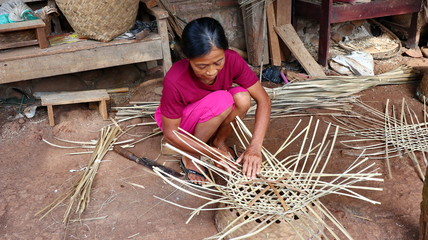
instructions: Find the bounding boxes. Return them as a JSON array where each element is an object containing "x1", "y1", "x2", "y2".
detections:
[
  {"x1": 241, "y1": 0, "x2": 325, "y2": 77},
  {"x1": 140, "y1": 0, "x2": 185, "y2": 38}
]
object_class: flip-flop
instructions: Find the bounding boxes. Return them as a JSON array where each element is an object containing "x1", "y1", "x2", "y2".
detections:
[
  {"x1": 228, "y1": 146, "x2": 239, "y2": 161},
  {"x1": 179, "y1": 159, "x2": 208, "y2": 185}
]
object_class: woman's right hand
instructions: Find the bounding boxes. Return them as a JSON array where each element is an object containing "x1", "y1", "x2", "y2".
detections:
[{"x1": 213, "y1": 148, "x2": 234, "y2": 174}]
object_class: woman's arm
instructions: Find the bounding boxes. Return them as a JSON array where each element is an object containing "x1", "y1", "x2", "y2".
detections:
[{"x1": 236, "y1": 81, "x2": 271, "y2": 178}]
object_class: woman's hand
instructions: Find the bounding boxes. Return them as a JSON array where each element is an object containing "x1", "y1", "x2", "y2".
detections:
[
  {"x1": 236, "y1": 146, "x2": 262, "y2": 178},
  {"x1": 213, "y1": 148, "x2": 234, "y2": 174}
]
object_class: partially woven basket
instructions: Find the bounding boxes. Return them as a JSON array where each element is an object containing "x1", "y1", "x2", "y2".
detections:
[
  {"x1": 55, "y1": 0, "x2": 139, "y2": 42},
  {"x1": 215, "y1": 202, "x2": 325, "y2": 239}
]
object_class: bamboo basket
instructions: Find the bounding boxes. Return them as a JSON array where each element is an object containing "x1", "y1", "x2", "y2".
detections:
[
  {"x1": 215, "y1": 202, "x2": 324, "y2": 239},
  {"x1": 338, "y1": 19, "x2": 401, "y2": 60},
  {"x1": 55, "y1": 0, "x2": 139, "y2": 42}
]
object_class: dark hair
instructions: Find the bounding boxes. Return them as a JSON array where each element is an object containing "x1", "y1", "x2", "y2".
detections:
[{"x1": 181, "y1": 17, "x2": 229, "y2": 59}]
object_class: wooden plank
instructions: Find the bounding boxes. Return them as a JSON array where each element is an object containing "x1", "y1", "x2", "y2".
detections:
[
  {"x1": 275, "y1": 24, "x2": 325, "y2": 76},
  {"x1": 0, "y1": 35, "x2": 161, "y2": 62},
  {"x1": 0, "y1": 39, "x2": 163, "y2": 83},
  {"x1": 33, "y1": 88, "x2": 129, "y2": 99},
  {"x1": 0, "y1": 40, "x2": 38, "y2": 50},
  {"x1": 330, "y1": 0, "x2": 421, "y2": 23},
  {"x1": 294, "y1": 0, "x2": 421, "y2": 24},
  {"x1": 41, "y1": 90, "x2": 110, "y2": 106},
  {"x1": 146, "y1": 6, "x2": 169, "y2": 19},
  {"x1": 0, "y1": 0, "x2": 42, "y2": 3},
  {"x1": 266, "y1": 1, "x2": 282, "y2": 66},
  {"x1": 0, "y1": 19, "x2": 45, "y2": 33}
]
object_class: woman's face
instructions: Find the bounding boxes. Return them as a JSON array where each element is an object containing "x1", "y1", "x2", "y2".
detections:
[{"x1": 188, "y1": 47, "x2": 225, "y2": 85}]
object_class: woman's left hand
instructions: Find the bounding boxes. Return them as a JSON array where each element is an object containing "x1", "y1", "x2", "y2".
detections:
[{"x1": 236, "y1": 146, "x2": 262, "y2": 178}]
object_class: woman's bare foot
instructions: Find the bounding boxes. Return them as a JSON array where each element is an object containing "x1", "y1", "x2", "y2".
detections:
[
  {"x1": 211, "y1": 140, "x2": 236, "y2": 160},
  {"x1": 180, "y1": 156, "x2": 207, "y2": 184}
]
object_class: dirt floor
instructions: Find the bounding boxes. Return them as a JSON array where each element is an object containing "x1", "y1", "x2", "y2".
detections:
[{"x1": 1, "y1": 53, "x2": 428, "y2": 240}]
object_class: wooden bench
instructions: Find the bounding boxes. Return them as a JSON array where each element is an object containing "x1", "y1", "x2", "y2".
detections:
[
  {"x1": 0, "y1": 19, "x2": 49, "y2": 50},
  {"x1": 40, "y1": 89, "x2": 110, "y2": 126},
  {"x1": 0, "y1": 6, "x2": 172, "y2": 84}
]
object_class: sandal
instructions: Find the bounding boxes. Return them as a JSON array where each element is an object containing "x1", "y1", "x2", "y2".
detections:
[
  {"x1": 228, "y1": 146, "x2": 240, "y2": 160},
  {"x1": 179, "y1": 159, "x2": 208, "y2": 185}
]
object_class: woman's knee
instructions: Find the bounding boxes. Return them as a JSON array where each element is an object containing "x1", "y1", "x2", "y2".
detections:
[{"x1": 233, "y1": 91, "x2": 251, "y2": 112}]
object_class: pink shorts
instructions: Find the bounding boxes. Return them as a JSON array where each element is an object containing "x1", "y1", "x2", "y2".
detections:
[{"x1": 155, "y1": 86, "x2": 248, "y2": 134}]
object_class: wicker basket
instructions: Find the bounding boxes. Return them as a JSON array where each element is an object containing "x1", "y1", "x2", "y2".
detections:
[
  {"x1": 337, "y1": 19, "x2": 401, "y2": 60},
  {"x1": 55, "y1": 0, "x2": 139, "y2": 42},
  {"x1": 215, "y1": 202, "x2": 325, "y2": 239}
]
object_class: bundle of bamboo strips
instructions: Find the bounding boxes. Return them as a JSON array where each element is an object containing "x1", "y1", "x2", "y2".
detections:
[
  {"x1": 153, "y1": 117, "x2": 383, "y2": 239},
  {"x1": 332, "y1": 98, "x2": 428, "y2": 181},
  {"x1": 112, "y1": 66, "x2": 421, "y2": 121},
  {"x1": 36, "y1": 125, "x2": 123, "y2": 223},
  {"x1": 111, "y1": 101, "x2": 159, "y2": 121},
  {"x1": 261, "y1": 66, "x2": 421, "y2": 116}
]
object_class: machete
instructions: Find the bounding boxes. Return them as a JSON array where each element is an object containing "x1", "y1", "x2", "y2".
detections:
[{"x1": 113, "y1": 146, "x2": 182, "y2": 178}]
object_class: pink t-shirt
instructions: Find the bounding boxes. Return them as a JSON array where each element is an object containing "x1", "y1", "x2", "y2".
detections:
[{"x1": 160, "y1": 49, "x2": 258, "y2": 119}]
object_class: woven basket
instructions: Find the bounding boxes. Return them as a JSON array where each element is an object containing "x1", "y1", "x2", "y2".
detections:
[
  {"x1": 55, "y1": 0, "x2": 139, "y2": 42},
  {"x1": 337, "y1": 19, "x2": 401, "y2": 60},
  {"x1": 215, "y1": 202, "x2": 325, "y2": 239}
]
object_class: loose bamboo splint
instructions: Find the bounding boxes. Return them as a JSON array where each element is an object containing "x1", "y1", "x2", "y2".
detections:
[
  {"x1": 153, "y1": 117, "x2": 383, "y2": 239},
  {"x1": 37, "y1": 121, "x2": 162, "y2": 224},
  {"x1": 333, "y1": 99, "x2": 428, "y2": 181}
]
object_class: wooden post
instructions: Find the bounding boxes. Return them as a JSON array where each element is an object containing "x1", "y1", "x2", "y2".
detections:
[
  {"x1": 318, "y1": 0, "x2": 333, "y2": 67},
  {"x1": 266, "y1": 1, "x2": 282, "y2": 66},
  {"x1": 241, "y1": 2, "x2": 269, "y2": 66},
  {"x1": 47, "y1": 105, "x2": 54, "y2": 126},
  {"x1": 275, "y1": 0, "x2": 292, "y2": 61},
  {"x1": 35, "y1": 26, "x2": 49, "y2": 49},
  {"x1": 147, "y1": 7, "x2": 172, "y2": 74},
  {"x1": 406, "y1": 12, "x2": 420, "y2": 48},
  {"x1": 99, "y1": 100, "x2": 108, "y2": 120}
]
